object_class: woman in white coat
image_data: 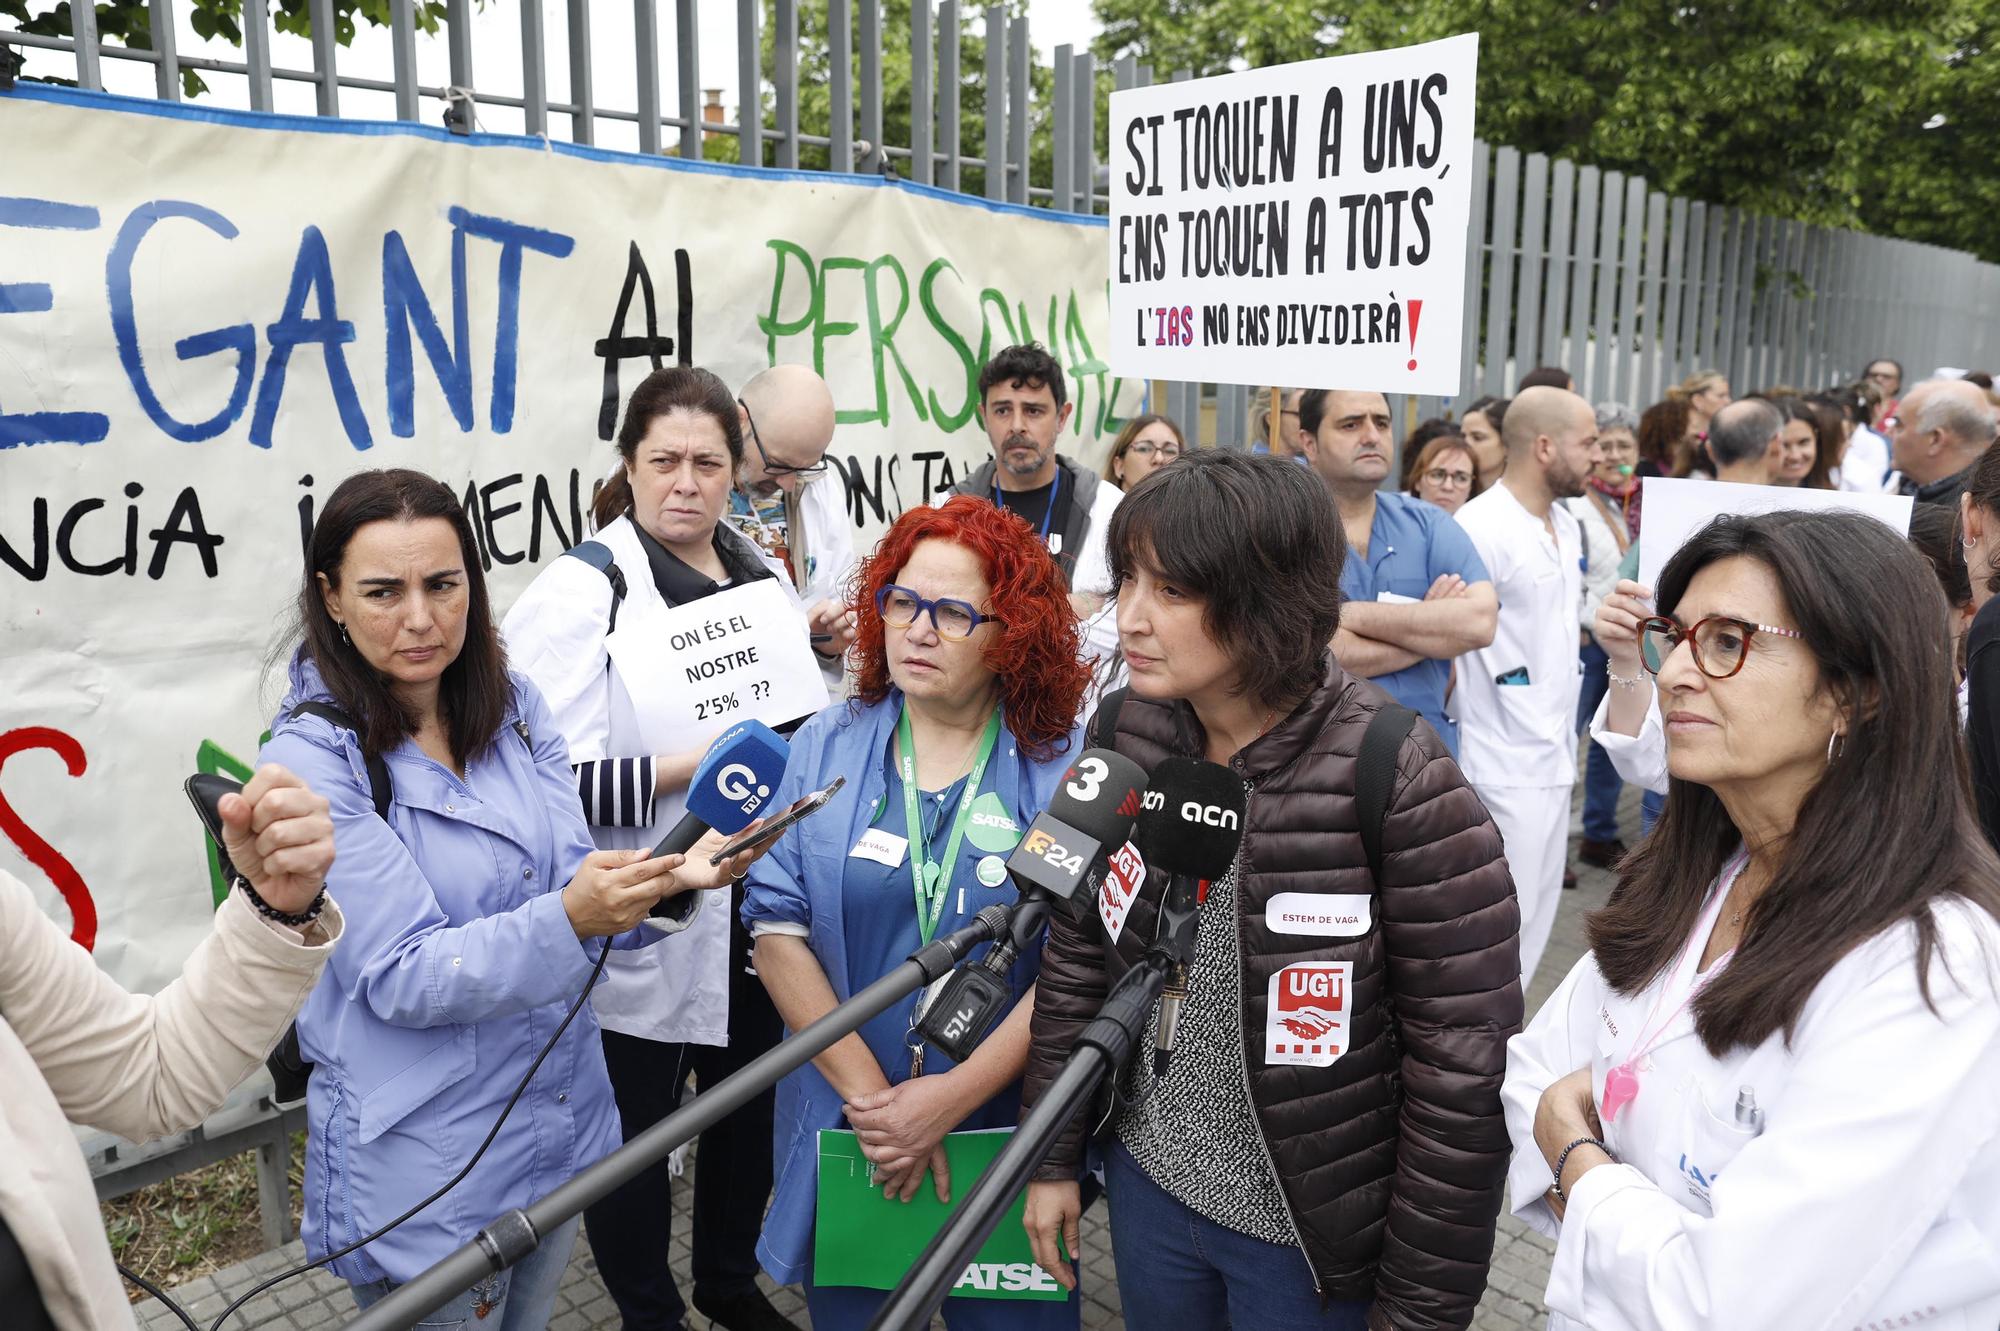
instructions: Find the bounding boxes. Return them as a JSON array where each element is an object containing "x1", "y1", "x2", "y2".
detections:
[
  {"x1": 503, "y1": 366, "x2": 825, "y2": 1331},
  {"x1": 1504, "y1": 510, "x2": 2000, "y2": 1331}
]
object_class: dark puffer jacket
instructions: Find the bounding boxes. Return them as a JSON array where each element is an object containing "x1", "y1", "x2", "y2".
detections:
[{"x1": 1023, "y1": 657, "x2": 1522, "y2": 1331}]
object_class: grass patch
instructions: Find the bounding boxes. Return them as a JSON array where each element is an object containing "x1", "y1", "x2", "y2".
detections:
[{"x1": 101, "y1": 1132, "x2": 306, "y2": 1302}]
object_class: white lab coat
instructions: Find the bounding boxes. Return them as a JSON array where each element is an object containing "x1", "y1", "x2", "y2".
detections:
[
  {"x1": 727, "y1": 473, "x2": 855, "y2": 691},
  {"x1": 1504, "y1": 883, "x2": 2000, "y2": 1331},
  {"x1": 1588, "y1": 688, "x2": 1669, "y2": 795},
  {"x1": 502, "y1": 514, "x2": 823, "y2": 1045},
  {"x1": 1838, "y1": 425, "x2": 1893, "y2": 494}
]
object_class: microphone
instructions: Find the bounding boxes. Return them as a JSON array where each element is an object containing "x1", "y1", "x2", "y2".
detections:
[
  {"x1": 918, "y1": 749, "x2": 1148, "y2": 1064},
  {"x1": 646, "y1": 720, "x2": 789, "y2": 925},
  {"x1": 1137, "y1": 757, "x2": 1246, "y2": 1077}
]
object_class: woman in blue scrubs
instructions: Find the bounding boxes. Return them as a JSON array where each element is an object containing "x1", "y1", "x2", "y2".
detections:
[{"x1": 742, "y1": 496, "x2": 1091, "y2": 1329}]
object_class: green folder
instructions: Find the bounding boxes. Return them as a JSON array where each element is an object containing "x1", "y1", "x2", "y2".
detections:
[{"x1": 812, "y1": 1128, "x2": 1068, "y2": 1301}]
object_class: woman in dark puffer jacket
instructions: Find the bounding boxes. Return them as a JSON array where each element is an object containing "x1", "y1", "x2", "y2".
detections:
[{"x1": 1021, "y1": 450, "x2": 1523, "y2": 1331}]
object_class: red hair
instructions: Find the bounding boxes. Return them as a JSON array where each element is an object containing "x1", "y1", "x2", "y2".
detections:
[{"x1": 851, "y1": 496, "x2": 1089, "y2": 761}]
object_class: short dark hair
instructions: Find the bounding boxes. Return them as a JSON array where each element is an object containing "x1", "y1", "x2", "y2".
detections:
[
  {"x1": 1517, "y1": 365, "x2": 1574, "y2": 392},
  {"x1": 1401, "y1": 418, "x2": 1464, "y2": 490},
  {"x1": 295, "y1": 469, "x2": 511, "y2": 767},
  {"x1": 1867, "y1": 357, "x2": 1905, "y2": 378},
  {"x1": 1107, "y1": 450, "x2": 1342, "y2": 709},
  {"x1": 1707, "y1": 398, "x2": 1783, "y2": 468},
  {"x1": 1296, "y1": 387, "x2": 1388, "y2": 439},
  {"x1": 978, "y1": 343, "x2": 1067, "y2": 412},
  {"x1": 592, "y1": 366, "x2": 744, "y2": 529},
  {"x1": 1464, "y1": 395, "x2": 1509, "y2": 434},
  {"x1": 1590, "y1": 510, "x2": 2000, "y2": 1054},
  {"x1": 1906, "y1": 502, "x2": 1972, "y2": 611}
]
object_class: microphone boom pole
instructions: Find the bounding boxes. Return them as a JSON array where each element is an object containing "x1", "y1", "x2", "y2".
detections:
[
  {"x1": 346, "y1": 905, "x2": 1015, "y2": 1331},
  {"x1": 866, "y1": 950, "x2": 1175, "y2": 1331}
]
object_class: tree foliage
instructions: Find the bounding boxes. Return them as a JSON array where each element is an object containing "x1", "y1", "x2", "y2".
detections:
[{"x1": 1091, "y1": 0, "x2": 2000, "y2": 263}]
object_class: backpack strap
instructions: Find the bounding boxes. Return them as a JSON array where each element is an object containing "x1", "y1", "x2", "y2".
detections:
[
  {"x1": 565, "y1": 539, "x2": 629, "y2": 634},
  {"x1": 287, "y1": 701, "x2": 392, "y2": 821},
  {"x1": 1088, "y1": 685, "x2": 1131, "y2": 751},
  {"x1": 1356, "y1": 703, "x2": 1418, "y2": 886}
]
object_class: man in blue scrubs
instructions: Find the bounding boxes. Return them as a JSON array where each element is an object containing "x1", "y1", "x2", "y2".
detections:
[{"x1": 1297, "y1": 388, "x2": 1498, "y2": 757}]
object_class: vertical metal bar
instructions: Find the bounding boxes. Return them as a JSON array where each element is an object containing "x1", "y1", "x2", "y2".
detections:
[
  {"x1": 1136, "y1": 63, "x2": 1152, "y2": 86},
  {"x1": 521, "y1": 0, "x2": 548, "y2": 135},
  {"x1": 982, "y1": 5, "x2": 1005, "y2": 201},
  {"x1": 1566, "y1": 167, "x2": 1600, "y2": 390},
  {"x1": 774, "y1": 0, "x2": 797, "y2": 166},
  {"x1": 910, "y1": 0, "x2": 933, "y2": 184},
  {"x1": 391, "y1": 0, "x2": 420, "y2": 121},
  {"x1": 1007, "y1": 14, "x2": 1029, "y2": 204},
  {"x1": 1541, "y1": 158, "x2": 1574, "y2": 369},
  {"x1": 309, "y1": 0, "x2": 338, "y2": 114},
  {"x1": 938, "y1": 0, "x2": 960, "y2": 191},
  {"x1": 1217, "y1": 384, "x2": 1246, "y2": 448},
  {"x1": 1051, "y1": 44, "x2": 1074, "y2": 212},
  {"x1": 70, "y1": 0, "x2": 101, "y2": 91},
  {"x1": 1610, "y1": 176, "x2": 1644, "y2": 403},
  {"x1": 858, "y1": 0, "x2": 881, "y2": 171},
  {"x1": 1458, "y1": 141, "x2": 1490, "y2": 407},
  {"x1": 737, "y1": 0, "x2": 759, "y2": 166},
  {"x1": 255, "y1": 1132, "x2": 292, "y2": 1249},
  {"x1": 1074, "y1": 51, "x2": 1096, "y2": 213},
  {"x1": 149, "y1": 0, "x2": 181, "y2": 100},
  {"x1": 1697, "y1": 205, "x2": 1727, "y2": 370},
  {"x1": 1114, "y1": 53, "x2": 1134, "y2": 91},
  {"x1": 828, "y1": 0, "x2": 853, "y2": 169},
  {"x1": 1667, "y1": 198, "x2": 1697, "y2": 386},
  {"x1": 634, "y1": 0, "x2": 661, "y2": 153},
  {"x1": 1635, "y1": 191, "x2": 1666, "y2": 404},
  {"x1": 676, "y1": 0, "x2": 700, "y2": 160},
  {"x1": 448, "y1": 0, "x2": 474, "y2": 91},
  {"x1": 242, "y1": 0, "x2": 274, "y2": 111},
  {"x1": 1589, "y1": 171, "x2": 1624, "y2": 402},
  {"x1": 1513, "y1": 152, "x2": 1548, "y2": 387},
  {"x1": 1717, "y1": 211, "x2": 1749, "y2": 383},
  {"x1": 568, "y1": 0, "x2": 596, "y2": 144},
  {"x1": 1483, "y1": 147, "x2": 1520, "y2": 396}
]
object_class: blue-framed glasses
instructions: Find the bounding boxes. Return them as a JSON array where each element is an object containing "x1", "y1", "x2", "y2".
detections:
[{"x1": 874, "y1": 584, "x2": 1002, "y2": 640}]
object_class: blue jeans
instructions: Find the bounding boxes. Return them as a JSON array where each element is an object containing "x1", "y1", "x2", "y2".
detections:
[
  {"x1": 1575, "y1": 640, "x2": 1625, "y2": 843},
  {"x1": 1105, "y1": 1143, "x2": 1369, "y2": 1330},
  {"x1": 349, "y1": 1216, "x2": 580, "y2": 1330}
]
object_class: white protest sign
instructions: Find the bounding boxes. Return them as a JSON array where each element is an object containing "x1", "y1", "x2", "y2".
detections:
[
  {"x1": 1636, "y1": 479, "x2": 1915, "y2": 590},
  {"x1": 1107, "y1": 34, "x2": 1479, "y2": 394},
  {"x1": 633, "y1": 579, "x2": 830, "y2": 732}
]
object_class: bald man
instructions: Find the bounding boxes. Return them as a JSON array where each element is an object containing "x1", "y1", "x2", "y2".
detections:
[
  {"x1": 1893, "y1": 378, "x2": 1999, "y2": 506},
  {"x1": 1451, "y1": 386, "x2": 1604, "y2": 983},
  {"x1": 728, "y1": 365, "x2": 859, "y2": 680}
]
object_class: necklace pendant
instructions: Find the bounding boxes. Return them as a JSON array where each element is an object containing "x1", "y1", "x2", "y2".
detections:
[{"x1": 923, "y1": 862, "x2": 943, "y2": 890}]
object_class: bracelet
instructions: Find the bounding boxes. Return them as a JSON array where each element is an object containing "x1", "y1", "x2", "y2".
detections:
[
  {"x1": 1551, "y1": 1135, "x2": 1614, "y2": 1200},
  {"x1": 1607, "y1": 667, "x2": 1647, "y2": 691},
  {"x1": 236, "y1": 875, "x2": 328, "y2": 927}
]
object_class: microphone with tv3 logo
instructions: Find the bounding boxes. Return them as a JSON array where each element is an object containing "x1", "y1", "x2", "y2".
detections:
[
  {"x1": 917, "y1": 748, "x2": 1149, "y2": 1064},
  {"x1": 644, "y1": 720, "x2": 789, "y2": 927},
  {"x1": 1137, "y1": 757, "x2": 1246, "y2": 1077}
]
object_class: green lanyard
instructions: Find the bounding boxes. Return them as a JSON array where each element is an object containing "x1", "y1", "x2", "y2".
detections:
[{"x1": 896, "y1": 705, "x2": 1003, "y2": 944}]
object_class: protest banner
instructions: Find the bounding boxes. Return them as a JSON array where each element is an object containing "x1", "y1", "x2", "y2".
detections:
[
  {"x1": 0, "y1": 84, "x2": 1140, "y2": 996},
  {"x1": 1636, "y1": 479, "x2": 1914, "y2": 590},
  {"x1": 1107, "y1": 33, "x2": 1479, "y2": 395}
]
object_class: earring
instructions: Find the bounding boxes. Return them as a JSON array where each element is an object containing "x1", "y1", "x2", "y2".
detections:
[
  {"x1": 1966, "y1": 538, "x2": 1980, "y2": 551},
  {"x1": 1827, "y1": 731, "x2": 1844, "y2": 763},
  {"x1": 338, "y1": 623, "x2": 351, "y2": 647}
]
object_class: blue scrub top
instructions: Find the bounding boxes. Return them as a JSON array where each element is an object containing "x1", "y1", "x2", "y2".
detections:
[{"x1": 1339, "y1": 492, "x2": 1491, "y2": 756}]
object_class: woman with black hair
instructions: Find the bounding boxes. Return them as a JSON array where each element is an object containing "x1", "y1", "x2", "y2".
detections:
[{"x1": 1505, "y1": 510, "x2": 2000, "y2": 1329}]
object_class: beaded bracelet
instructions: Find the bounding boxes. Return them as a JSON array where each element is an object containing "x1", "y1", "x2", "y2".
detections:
[
  {"x1": 1607, "y1": 667, "x2": 1647, "y2": 692},
  {"x1": 1551, "y1": 1135, "x2": 1614, "y2": 1200},
  {"x1": 236, "y1": 875, "x2": 328, "y2": 927}
]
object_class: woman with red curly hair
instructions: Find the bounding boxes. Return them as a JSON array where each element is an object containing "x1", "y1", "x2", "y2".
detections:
[{"x1": 740, "y1": 496, "x2": 1088, "y2": 1330}]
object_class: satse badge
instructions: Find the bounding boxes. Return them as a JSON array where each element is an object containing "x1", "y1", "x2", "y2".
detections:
[{"x1": 1265, "y1": 962, "x2": 1353, "y2": 1068}]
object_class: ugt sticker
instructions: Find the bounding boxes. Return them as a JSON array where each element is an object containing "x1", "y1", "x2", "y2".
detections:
[
  {"x1": 1097, "y1": 840, "x2": 1145, "y2": 944},
  {"x1": 1265, "y1": 962, "x2": 1352, "y2": 1068}
]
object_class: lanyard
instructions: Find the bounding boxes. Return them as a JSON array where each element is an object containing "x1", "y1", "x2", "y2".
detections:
[
  {"x1": 896, "y1": 706, "x2": 1003, "y2": 944},
  {"x1": 994, "y1": 465, "x2": 1063, "y2": 544}
]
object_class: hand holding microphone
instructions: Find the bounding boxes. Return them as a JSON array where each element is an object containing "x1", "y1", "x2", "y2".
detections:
[{"x1": 217, "y1": 764, "x2": 336, "y2": 915}]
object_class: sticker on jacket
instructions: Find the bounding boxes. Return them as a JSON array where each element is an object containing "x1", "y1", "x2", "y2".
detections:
[
  {"x1": 1265, "y1": 962, "x2": 1353, "y2": 1068},
  {"x1": 1265, "y1": 892, "x2": 1371, "y2": 937},
  {"x1": 1097, "y1": 840, "x2": 1146, "y2": 944}
]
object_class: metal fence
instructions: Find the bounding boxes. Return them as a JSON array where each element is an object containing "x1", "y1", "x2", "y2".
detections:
[{"x1": 6, "y1": 0, "x2": 1998, "y2": 449}]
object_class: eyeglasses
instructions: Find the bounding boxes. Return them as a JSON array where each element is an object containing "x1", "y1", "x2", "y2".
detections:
[
  {"x1": 1127, "y1": 442, "x2": 1183, "y2": 460},
  {"x1": 738, "y1": 398, "x2": 830, "y2": 480},
  {"x1": 1637, "y1": 614, "x2": 1803, "y2": 680},
  {"x1": 1423, "y1": 467, "x2": 1473, "y2": 488},
  {"x1": 875, "y1": 584, "x2": 1002, "y2": 640}
]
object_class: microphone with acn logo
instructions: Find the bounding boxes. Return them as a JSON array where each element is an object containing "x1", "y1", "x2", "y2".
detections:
[
  {"x1": 1136, "y1": 757, "x2": 1246, "y2": 1077},
  {"x1": 916, "y1": 748, "x2": 1149, "y2": 1064},
  {"x1": 644, "y1": 720, "x2": 790, "y2": 927}
]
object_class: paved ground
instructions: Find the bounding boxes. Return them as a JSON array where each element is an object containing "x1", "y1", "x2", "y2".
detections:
[{"x1": 136, "y1": 777, "x2": 1632, "y2": 1331}]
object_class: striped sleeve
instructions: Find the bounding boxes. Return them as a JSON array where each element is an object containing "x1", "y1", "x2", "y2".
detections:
[{"x1": 571, "y1": 757, "x2": 657, "y2": 828}]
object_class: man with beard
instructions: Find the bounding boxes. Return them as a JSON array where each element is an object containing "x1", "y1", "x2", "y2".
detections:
[
  {"x1": 1451, "y1": 386, "x2": 1602, "y2": 983},
  {"x1": 1297, "y1": 388, "x2": 1496, "y2": 758},
  {"x1": 948, "y1": 343, "x2": 1122, "y2": 661}
]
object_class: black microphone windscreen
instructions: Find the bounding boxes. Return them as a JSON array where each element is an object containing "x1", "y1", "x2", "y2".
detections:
[
  {"x1": 1045, "y1": 748, "x2": 1149, "y2": 850},
  {"x1": 1136, "y1": 757, "x2": 1246, "y2": 879}
]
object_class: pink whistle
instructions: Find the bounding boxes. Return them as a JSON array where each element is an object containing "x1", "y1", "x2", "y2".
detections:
[{"x1": 1601, "y1": 1062, "x2": 1640, "y2": 1123}]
